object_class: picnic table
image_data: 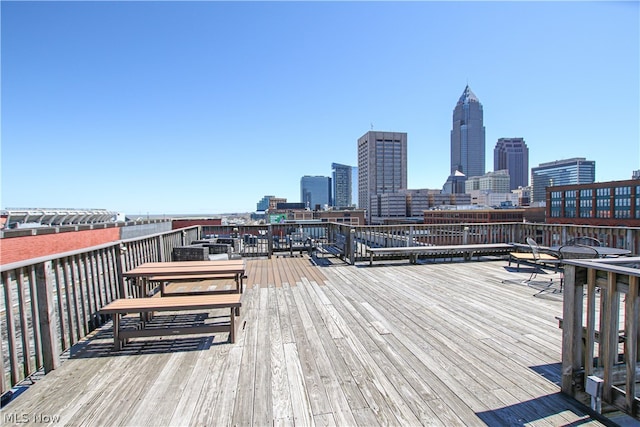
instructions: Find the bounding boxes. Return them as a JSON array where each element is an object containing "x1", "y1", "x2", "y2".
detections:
[
  {"x1": 101, "y1": 260, "x2": 247, "y2": 349},
  {"x1": 123, "y1": 259, "x2": 247, "y2": 296}
]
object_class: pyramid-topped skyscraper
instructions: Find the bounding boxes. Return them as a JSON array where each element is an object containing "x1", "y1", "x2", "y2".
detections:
[{"x1": 450, "y1": 85, "x2": 486, "y2": 179}]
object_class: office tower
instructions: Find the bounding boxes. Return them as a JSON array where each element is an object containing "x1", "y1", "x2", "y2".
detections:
[
  {"x1": 256, "y1": 195, "x2": 274, "y2": 212},
  {"x1": 331, "y1": 163, "x2": 353, "y2": 208},
  {"x1": 357, "y1": 131, "x2": 408, "y2": 221},
  {"x1": 531, "y1": 157, "x2": 595, "y2": 203},
  {"x1": 300, "y1": 176, "x2": 331, "y2": 210},
  {"x1": 352, "y1": 166, "x2": 359, "y2": 208},
  {"x1": 450, "y1": 85, "x2": 486, "y2": 178},
  {"x1": 494, "y1": 138, "x2": 529, "y2": 190},
  {"x1": 465, "y1": 170, "x2": 511, "y2": 193}
]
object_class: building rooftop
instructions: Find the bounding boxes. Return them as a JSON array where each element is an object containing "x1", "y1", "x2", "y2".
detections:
[{"x1": 1, "y1": 255, "x2": 610, "y2": 426}]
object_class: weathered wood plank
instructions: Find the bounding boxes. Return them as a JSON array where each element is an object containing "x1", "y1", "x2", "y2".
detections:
[
  {"x1": 251, "y1": 286, "x2": 274, "y2": 426},
  {"x1": 284, "y1": 342, "x2": 314, "y2": 426},
  {"x1": 268, "y1": 284, "x2": 294, "y2": 425},
  {"x1": 286, "y1": 284, "x2": 333, "y2": 416}
]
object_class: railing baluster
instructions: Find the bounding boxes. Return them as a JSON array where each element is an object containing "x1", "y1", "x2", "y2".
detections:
[
  {"x1": 2, "y1": 270, "x2": 20, "y2": 386},
  {"x1": 28, "y1": 266, "x2": 43, "y2": 370},
  {"x1": 16, "y1": 268, "x2": 33, "y2": 378},
  {"x1": 35, "y1": 261, "x2": 60, "y2": 374}
]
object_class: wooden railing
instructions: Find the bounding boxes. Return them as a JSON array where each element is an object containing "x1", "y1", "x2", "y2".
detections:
[
  {"x1": 0, "y1": 226, "x2": 199, "y2": 394},
  {"x1": 561, "y1": 257, "x2": 640, "y2": 420},
  {"x1": 1, "y1": 221, "x2": 638, "y2": 401},
  {"x1": 202, "y1": 222, "x2": 639, "y2": 264}
]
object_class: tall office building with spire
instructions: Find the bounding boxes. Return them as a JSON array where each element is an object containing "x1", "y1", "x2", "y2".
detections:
[{"x1": 450, "y1": 85, "x2": 486, "y2": 179}]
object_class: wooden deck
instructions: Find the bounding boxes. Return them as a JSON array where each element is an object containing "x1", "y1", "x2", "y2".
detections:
[{"x1": 1, "y1": 255, "x2": 610, "y2": 426}]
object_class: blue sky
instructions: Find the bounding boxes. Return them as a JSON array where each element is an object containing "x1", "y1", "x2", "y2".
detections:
[{"x1": 2, "y1": 1, "x2": 638, "y2": 215}]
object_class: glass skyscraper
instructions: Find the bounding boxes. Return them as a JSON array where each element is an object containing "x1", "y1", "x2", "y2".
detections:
[
  {"x1": 300, "y1": 176, "x2": 331, "y2": 210},
  {"x1": 531, "y1": 157, "x2": 596, "y2": 203},
  {"x1": 331, "y1": 163, "x2": 353, "y2": 208},
  {"x1": 494, "y1": 137, "x2": 529, "y2": 190},
  {"x1": 450, "y1": 85, "x2": 486, "y2": 178}
]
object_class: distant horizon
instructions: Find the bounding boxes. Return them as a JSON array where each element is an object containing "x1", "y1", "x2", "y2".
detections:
[{"x1": 2, "y1": 2, "x2": 638, "y2": 213}]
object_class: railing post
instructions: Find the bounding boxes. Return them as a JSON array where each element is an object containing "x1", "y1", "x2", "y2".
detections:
[
  {"x1": 267, "y1": 224, "x2": 273, "y2": 259},
  {"x1": 35, "y1": 261, "x2": 60, "y2": 373},
  {"x1": 157, "y1": 234, "x2": 166, "y2": 262},
  {"x1": 561, "y1": 264, "x2": 577, "y2": 395},
  {"x1": 349, "y1": 228, "x2": 356, "y2": 265},
  {"x1": 114, "y1": 244, "x2": 126, "y2": 299}
]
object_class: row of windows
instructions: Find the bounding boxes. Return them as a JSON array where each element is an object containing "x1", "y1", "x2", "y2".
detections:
[
  {"x1": 615, "y1": 186, "x2": 632, "y2": 195},
  {"x1": 615, "y1": 199, "x2": 632, "y2": 207},
  {"x1": 551, "y1": 187, "x2": 637, "y2": 200},
  {"x1": 615, "y1": 210, "x2": 632, "y2": 218}
]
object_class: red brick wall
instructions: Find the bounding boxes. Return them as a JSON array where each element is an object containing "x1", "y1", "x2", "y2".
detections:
[
  {"x1": 172, "y1": 219, "x2": 222, "y2": 229},
  {"x1": 0, "y1": 228, "x2": 120, "y2": 265}
]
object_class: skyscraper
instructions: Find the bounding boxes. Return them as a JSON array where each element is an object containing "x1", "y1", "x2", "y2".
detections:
[
  {"x1": 331, "y1": 163, "x2": 353, "y2": 208},
  {"x1": 450, "y1": 85, "x2": 486, "y2": 178},
  {"x1": 494, "y1": 137, "x2": 529, "y2": 190},
  {"x1": 300, "y1": 176, "x2": 331, "y2": 210},
  {"x1": 351, "y1": 166, "x2": 359, "y2": 208},
  {"x1": 256, "y1": 195, "x2": 274, "y2": 212},
  {"x1": 531, "y1": 158, "x2": 596, "y2": 203},
  {"x1": 357, "y1": 131, "x2": 407, "y2": 222}
]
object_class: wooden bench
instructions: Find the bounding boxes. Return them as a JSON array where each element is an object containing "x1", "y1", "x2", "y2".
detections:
[
  {"x1": 366, "y1": 243, "x2": 514, "y2": 266},
  {"x1": 99, "y1": 294, "x2": 242, "y2": 350},
  {"x1": 317, "y1": 234, "x2": 346, "y2": 258}
]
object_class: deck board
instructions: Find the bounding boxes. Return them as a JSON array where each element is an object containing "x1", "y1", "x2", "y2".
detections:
[{"x1": 0, "y1": 255, "x2": 610, "y2": 426}]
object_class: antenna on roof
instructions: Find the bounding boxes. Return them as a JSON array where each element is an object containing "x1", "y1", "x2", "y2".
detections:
[{"x1": 370, "y1": 123, "x2": 374, "y2": 130}]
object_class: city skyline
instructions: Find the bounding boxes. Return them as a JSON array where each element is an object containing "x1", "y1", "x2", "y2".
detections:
[{"x1": 2, "y1": 2, "x2": 638, "y2": 215}]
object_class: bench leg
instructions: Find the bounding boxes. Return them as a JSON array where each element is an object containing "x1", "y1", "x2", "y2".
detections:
[
  {"x1": 230, "y1": 308, "x2": 236, "y2": 343},
  {"x1": 113, "y1": 313, "x2": 122, "y2": 351}
]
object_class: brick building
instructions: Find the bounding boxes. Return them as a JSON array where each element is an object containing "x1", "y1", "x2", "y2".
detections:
[{"x1": 546, "y1": 179, "x2": 640, "y2": 226}]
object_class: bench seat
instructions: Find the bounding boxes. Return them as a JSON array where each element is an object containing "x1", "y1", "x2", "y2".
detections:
[
  {"x1": 317, "y1": 234, "x2": 347, "y2": 259},
  {"x1": 100, "y1": 294, "x2": 242, "y2": 350},
  {"x1": 367, "y1": 243, "x2": 514, "y2": 266},
  {"x1": 508, "y1": 252, "x2": 559, "y2": 271}
]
